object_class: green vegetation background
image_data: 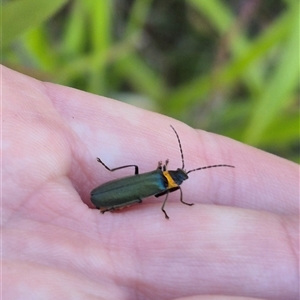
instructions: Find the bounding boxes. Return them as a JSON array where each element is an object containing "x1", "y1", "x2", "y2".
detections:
[{"x1": 2, "y1": 0, "x2": 299, "y2": 162}]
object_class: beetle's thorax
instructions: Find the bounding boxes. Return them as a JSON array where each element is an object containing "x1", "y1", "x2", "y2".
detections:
[{"x1": 163, "y1": 168, "x2": 188, "y2": 188}]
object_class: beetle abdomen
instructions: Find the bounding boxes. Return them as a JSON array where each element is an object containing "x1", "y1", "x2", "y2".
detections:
[{"x1": 91, "y1": 169, "x2": 167, "y2": 208}]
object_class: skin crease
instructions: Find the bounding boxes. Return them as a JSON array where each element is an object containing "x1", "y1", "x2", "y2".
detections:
[{"x1": 2, "y1": 65, "x2": 299, "y2": 300}]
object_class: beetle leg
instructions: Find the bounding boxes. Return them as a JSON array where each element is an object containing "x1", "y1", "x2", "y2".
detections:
[
  {"x1": 161, "y1": 191, "x2": 170, "y2": 219},
  {"x1": 157, "y1": 161, "x2": 163, "y2": 170},
  {"x1": 161, "y1": 159, "x2": 169, "y2": 171},
  {"x1": 96, "y1": 157, "x2": 139, "y2": 174},
  {"x1": 178, "y1": 186, "x2": 194, "y2": 206}
]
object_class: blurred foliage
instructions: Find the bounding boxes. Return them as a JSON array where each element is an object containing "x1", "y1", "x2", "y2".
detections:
[{"x1": 2, "y1": 0, "x2": 299, "y2": 162}]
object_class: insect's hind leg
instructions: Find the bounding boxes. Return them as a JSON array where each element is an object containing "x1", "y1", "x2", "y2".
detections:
[{"x1": 96, "y1": 157, "x2": 139, "y2": 174}]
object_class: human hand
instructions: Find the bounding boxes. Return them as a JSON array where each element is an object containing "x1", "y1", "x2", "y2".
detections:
[{"x1": 3, "y1": 66, "x2": 299, "y2": 300}]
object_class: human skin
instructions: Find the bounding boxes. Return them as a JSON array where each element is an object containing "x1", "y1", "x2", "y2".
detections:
[{"x1": 2, "y1": 65, "x2": 299, "y2": 300}]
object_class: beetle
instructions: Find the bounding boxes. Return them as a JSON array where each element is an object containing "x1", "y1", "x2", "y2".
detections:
[{"x1": 91, "y1": 125, "x2": 234, "y2": 219}]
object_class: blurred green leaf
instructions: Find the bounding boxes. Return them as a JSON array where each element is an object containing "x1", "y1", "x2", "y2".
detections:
[
  {"x1": 244, "y1": 5, "x2": 299, "y2": 145},
  {"x1": 124, "y1": 0, "x2": 153, "y2": 37},
  {"x1": 115, "y1": 53, "x2": 167, "y2": 100},
  {"x1": 22, "y1": 27, "x2": 56, "y2": 71},
  {"x1": 2, "y1": 0, "x2": 68, "y2": 48},
  {"x1": 167, "y1": 3, "x2": 295, "y2": 115},
  {"x1": 188, "y1": 0, "x2": 233, "y2": 33},
  {"x1": 61, "y1": 1, "x2": 86, "y2": 56}
]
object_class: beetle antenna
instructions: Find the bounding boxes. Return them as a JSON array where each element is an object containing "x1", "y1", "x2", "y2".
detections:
[
  {"x1": 187, "y1": 164, "x2": 234, "y2": 174},
  {"x1": 170, "y1": 125, "x2": 185, "y2": 170}
]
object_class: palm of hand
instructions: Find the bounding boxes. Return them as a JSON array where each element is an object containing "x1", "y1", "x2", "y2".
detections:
[{"x1": 3, "y1": 67, "x2": 298, "y2": 300}]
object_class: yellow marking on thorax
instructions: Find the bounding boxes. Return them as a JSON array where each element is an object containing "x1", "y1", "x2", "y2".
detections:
[{"x1": 163, "y1": 171, "x2": 179, "y2": 189}]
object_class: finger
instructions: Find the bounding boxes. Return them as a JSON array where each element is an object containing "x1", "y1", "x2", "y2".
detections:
[
  {"x1": 45, "y1": 82, "x2": 298, "y2": 215},
  {"x1": 190, "y1": 130, "x2": 298, "y2": 215}
]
